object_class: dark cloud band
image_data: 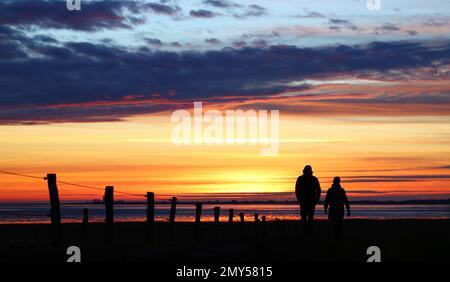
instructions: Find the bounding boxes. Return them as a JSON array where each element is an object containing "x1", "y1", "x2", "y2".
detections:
[{"x1": 1, "y1": 30, "x2": 450, "y2": 124}]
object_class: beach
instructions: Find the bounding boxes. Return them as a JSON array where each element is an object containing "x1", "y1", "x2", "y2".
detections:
[{"x1": 0, "y1": 219, "x2": 449, "y2": 262}]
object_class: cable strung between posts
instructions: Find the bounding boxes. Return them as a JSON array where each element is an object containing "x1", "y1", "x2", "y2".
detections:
[
  {"x1": 0, "y1": 170, "x2": 44, "y2": 180},
  {"x1": 0, "y1": 169, "x2": 152, "y2": 198},
  {"x1": 54, "y1": 180, "x2": 146, "y2": 198}
]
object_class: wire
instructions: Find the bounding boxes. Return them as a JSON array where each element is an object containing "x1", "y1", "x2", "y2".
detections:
[
  {"x1": 0, "y1": 170, "x2": 44, "y2": 180},
  {"x1": 55, "y1": 180, "x2": 145, "y2": 197},
  {"x1": 55, "y1": 180, "x2": 104, "y2": 191},
  {"x1": 0, "y1": 169, "x2": 147, "y2": 198}
]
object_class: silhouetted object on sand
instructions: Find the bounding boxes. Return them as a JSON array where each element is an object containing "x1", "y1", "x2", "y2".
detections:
[
  {"x1": 82, "y1": 208, "x2": 89, "y2": 240},
  {"x1": 46, "y1": 173, "x2": 61, "y2": 246},
  {"x1": 195, "y1": 203, "x2": 202, "y2": 242},
  {"x1": 324, "y1": 177, "x2": 350, "y2": 241},
  {"x1": 228, "y1": 209, "x2": 234, "y2": 223},
  {"x1": 295, "y1": 165, "x2": 321, "y2": 236},
  {"x1": 169, "y1": 197, "x2": 177, "y2": 244},
  {"x1": 104, "y1": 186, "x2": 114, "y2": 244},
  {"x1": 146, "y1": 192, "x2": 155, "y2": 243},
  {"x1": 169, "y1": 197, "x2": 177, "y2": 223}
]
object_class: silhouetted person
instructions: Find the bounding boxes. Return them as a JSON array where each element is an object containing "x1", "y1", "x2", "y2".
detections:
[
  {"x1": 295, "y1": 165, "x2": 321, "y2": 237},
  {"x1": 324, "y1": 177, "x2": 350, "y2": 242}
]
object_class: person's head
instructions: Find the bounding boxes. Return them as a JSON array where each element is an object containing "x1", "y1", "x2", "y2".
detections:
[
  {"x1": 303, "y1": 165, "x2": 313, "y2": 175},
  {"x1": 333, "y1": 176, "x2": 341, "y2": 187}
]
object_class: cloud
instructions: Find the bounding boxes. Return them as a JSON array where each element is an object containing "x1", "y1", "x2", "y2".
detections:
[
  {"x1": 434, "y1": 165, "x2": 450, "y2": 169},
  {"x1": 0, "y1": 1, "x2": 184, "y2": 31},
  {"x1": 1, "y1": 36, "x2": 450, "y2": 124},
  {"x1": 144, "y1": 37, "x2": 165, "y2": 47},
  {"x1": 251, "y1": 39, "x2": 269, "y2": 48},
  {"x1": 296, "y1": 11, "x2": 325, "y2": 18},
  {"x1": 378, "y1": 24, "x2": 401, "y2": 32},
  {"x1": 344, "y1": 175, "x2": 450, "y2": 183},
  {"x1": 329, "y1": 19, "x2": 352, "y2": 25},
  {"x1": 169, "y1": 41, "x2": 183, "y2": 48},
  {"x1": 405, "y1": 30, "x2": 418, "y2": 36},
  {"x1": 328, "y1": 18, "x2": 361, "y2": 31},
  {"x1": 205, "y1": 38, "x2": 222, "y2": 45},
  {"x1": 235, "y1": 4, "x2": 267, "y2": 18},
  {"x1": 232, "y1": 40, "x2": 247, "y2": 48},
  {"x1": 141, "y1": 2, "x2": 182, "y2": 17},
  {"x1": 190, "y1": 9, "x2": 219, "y2": 18},
  {"x1": 0, "y1": 0, "x2": 148, "y2": 31},
  {"x1": 143, "y1": 38, "x2": 183, "y2": 48},
  {"x1": 202, "y1": 0, "x2": 241, "y2": 9},
  {"x1": 197, "y1": 1, "x2": 267, "y2": 19}
]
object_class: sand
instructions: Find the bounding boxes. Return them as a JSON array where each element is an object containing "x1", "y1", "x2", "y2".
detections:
[{"x1": 0, "y1": 219, "x2": 449, "y2": 262}]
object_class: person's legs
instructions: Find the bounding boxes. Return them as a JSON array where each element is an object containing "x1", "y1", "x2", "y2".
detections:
[
  {"x1": 307, "y1": 204, "x2": 316, "y2": 236},
  {"x1": 300, "y1": 203, "x2": 307, "y2": 235}
]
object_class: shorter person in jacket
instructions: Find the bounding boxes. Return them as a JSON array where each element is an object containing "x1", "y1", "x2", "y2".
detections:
[{"x1": 324, "y1": 177, "x2": 350, "y2": 241}]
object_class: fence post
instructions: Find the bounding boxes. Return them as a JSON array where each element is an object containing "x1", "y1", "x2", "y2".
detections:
[
  {"x1": 253, "y1": 213, "x2": 259, "y2": 241},
  {"x1": 195, "y1": 203, "x2": 202, "y2": 242},
  {"x1": 228, "y1": 209, "x2": 234, "y2": 223},
  {"x1": 213, "y1": 207, "x2": 220, "y2": 223},
  {"x1": 104, "y1": 186, "x2": 114, "y2": 243},
  {"x1": 46, "y1": 173, "x2": 61, "y2": 246},
  {"x1": 169, "y1": 197, "x2": 177, "y2": 223},
  {"x1": 195, "y1": 203, "x2": 202, "y2": 223},
  {"x1": 213, "y1": 206, "x2": 220, "y2": 242},
  {"x1": 82, "y1": 208, "x2": 89, "y2": 240},
  {"x1": 262, "y1": 216, "x2": 267, "y2": 240},
  {"x1": 82, "y1": 208, "x2": 89, "y2": 224},
  {"x1": 169, "y1": 197, "x2": 177, "y2": 244},
  {"x1": 239, "y1": 212, "x2": 245, "y2": 240},
  {"x1": 146, "y1": 192, "x2": 155, "y2": 243}
]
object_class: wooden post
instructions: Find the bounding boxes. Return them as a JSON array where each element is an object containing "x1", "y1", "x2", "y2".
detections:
[
  {"x1": 195, "y1": 203, "x2": 202, "y2": 223},
  {"x1": 195, "y1": 203, "x2": 202, "y2": 242},
  {"x1": 46, "y1": 173, "x2": 61, "y2": 245},
  {"x1": 169, "y1": 197, "x2": 177, "y2": 244},
  {"x1": 254, "y1": 213, "x2": 259, "y2": 241},
  {"x1": 82, "y1": 208, "x2": 89, "y2": 224},
  {"x1": 169, "y1": 197, "x2": 177, "y2": 223},
  {"x1": 82, "y1": 208, "x2": 89, "y2": 240},
  {"x1": 213, "y1": 206, "x2": 220, "y2": 223},
  {"x1": 239, "y1": 212, "x2": 245, "y2": 240},
  {"x1": 228, "y1": 209, "x2": 234, "y2": 223},
  {"x1": 262, "y1": 216, "x2": 267, "y2": 240},
  {"x1": 213, "y1": 206, "x2": 220, "y2": 242},
  {"x1": 146, "y1": 192, "x2": 155, "y2": 243},
  {"x1": 147, "y1": 192, "x2": 155, "y2": 223},
  {"x1": 104, "y1": 186, "x2": 114, "y2": 243}
]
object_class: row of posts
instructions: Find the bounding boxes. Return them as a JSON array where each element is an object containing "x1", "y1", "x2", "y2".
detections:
[{"x1": 46, "y1": 173, "x2": 267, "y2": 245}]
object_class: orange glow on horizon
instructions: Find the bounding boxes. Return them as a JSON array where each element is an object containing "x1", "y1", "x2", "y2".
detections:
[{"x1": 0, "y1": 79, "x2": 449, "y2": 202}]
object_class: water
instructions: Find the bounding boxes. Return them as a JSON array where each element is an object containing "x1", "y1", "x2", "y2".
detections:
[{"x1": 0, "y1": 203, "x2": 449, "y2": 223}]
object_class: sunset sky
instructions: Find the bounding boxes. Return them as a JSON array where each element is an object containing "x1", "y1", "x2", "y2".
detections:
[{"x1": 0, "y1": 0, "x2": 449, "y2": 202}]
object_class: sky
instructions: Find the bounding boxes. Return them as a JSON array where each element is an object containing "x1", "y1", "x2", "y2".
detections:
[{"x1": 0, "y1": 0, "x2": 449, "y2": 202}]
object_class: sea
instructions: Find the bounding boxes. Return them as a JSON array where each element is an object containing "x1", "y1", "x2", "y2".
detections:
[{"x1": 0, "y1": 202, "x2": 449, "y2": 223}]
